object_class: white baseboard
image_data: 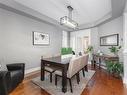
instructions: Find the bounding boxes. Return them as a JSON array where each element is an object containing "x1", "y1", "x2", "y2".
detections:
[{"x1": 25, "y1": 67, "x2": 40, "y2": 75}]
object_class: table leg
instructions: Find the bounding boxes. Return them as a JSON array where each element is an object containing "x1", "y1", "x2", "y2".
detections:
[
  {"x1": 92, "y1": 55, "x2": 96, "y2": 68},
  {"x1": 99, "y1": 58, "x2": 101, "y2": 69},
  {"x1": 85, "y1": 65, "x2": 88, "y2": 72},
  {"x1": 41, "y1": 60, "x2": 45, "y2": 81},
  {"x1": 62, "y1": 65, "x2": 67, "y2": 93}
]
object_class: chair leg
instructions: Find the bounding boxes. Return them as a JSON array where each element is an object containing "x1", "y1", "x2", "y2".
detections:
[
  {"x1": 94, "y1": 61, "x2": 96, "y2": 68},
  {"x1": 50, "y1": 73, "x2": 52, "y2": 83},
  {"x1": 76, "y1": 73, "x2": 80, "y2": 84},
  {"x1": 85, "y1": 65, "x2": 88, "y2": 72},
  {"x1": 55, "y1": 75, "x2": 57, "y2": 86},
  {"x1": 82, "y1": 69, "x2": 85, "y2": 77},
  {"x1": 69, "y1": 78, "x2": 73, "y2": 93},
  {"x1": 78, "y1": 72, "x2": 80, "y2": 82}
]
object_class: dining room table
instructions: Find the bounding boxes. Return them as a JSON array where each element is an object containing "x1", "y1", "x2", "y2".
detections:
[{"x1": 41, "y1": 55, "x2": 72, "y2": 93}]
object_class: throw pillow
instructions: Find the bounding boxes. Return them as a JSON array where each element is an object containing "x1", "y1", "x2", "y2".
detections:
[{"x1": 0, "y1": 61, "x2": 7, "y2": 71}]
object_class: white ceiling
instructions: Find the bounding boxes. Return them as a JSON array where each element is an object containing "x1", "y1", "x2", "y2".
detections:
[
  {"x1": 0, "y1": 0, "x2": 125, "y2": 31},
  {"x1": 14, "y1": 0, "x2": 111, "y2": 26}
]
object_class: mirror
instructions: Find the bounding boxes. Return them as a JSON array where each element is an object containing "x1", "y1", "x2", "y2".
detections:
[{"x1": 100, "y1": 34, "x2": 119, "y2": 46}]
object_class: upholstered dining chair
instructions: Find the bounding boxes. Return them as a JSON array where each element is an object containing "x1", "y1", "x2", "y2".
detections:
[
  {"x1": 54, "y1": 56, "x2": 82, "y2": 92},
  {"x1": 81, "y1": 54, "x2": 89, "y2": 77},
  {"x1": 42, "y1": 55, "x2": 58, "y2": 82}
]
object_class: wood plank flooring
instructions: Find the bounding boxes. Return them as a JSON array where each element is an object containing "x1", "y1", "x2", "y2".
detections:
[{"x1": 10, "y1": 66, "x2": 127, "y2": 95}]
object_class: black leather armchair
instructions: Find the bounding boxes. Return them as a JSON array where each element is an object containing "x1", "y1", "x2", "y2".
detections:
[{"x1": 0, "y1": 63, "x2": 25, "y2": 95}]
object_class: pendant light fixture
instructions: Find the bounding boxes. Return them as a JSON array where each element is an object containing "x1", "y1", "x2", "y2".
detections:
[{"x1": 60, "y1": 6, "x2": 78, "y2": 29}]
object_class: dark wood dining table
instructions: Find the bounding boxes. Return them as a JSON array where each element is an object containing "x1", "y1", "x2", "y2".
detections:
[{"x1": 41, "y1": 56, "x2": 72, "y2": 93}]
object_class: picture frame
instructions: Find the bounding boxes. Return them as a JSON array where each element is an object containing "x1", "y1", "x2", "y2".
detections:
[
  {"x1": 100, "y1": 34, "x2": 119, "y2": 46},
  {"x1": 33, "y1": 32, "x2": 50, "y2": 45}
]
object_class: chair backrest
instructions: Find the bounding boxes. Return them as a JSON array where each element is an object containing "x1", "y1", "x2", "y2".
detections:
[
  {"x1": 72, "y1": 51, "x2": 75, "y2": 55},
  {"x1": 67, "y1": 56, "x2": 82, "y2": 78},
  {"x1": 80, "y1": 54, "x2": 89, "y2": 69}
]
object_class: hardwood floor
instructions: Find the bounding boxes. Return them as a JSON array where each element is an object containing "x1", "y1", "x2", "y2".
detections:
[{"x1": 10, "y1": 66, "x2": 127, "y2": 95}]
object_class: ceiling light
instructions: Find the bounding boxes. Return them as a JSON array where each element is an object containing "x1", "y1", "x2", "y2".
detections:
[{"x1": 60, "y1": 6, "x2": 78, "y2": 29}]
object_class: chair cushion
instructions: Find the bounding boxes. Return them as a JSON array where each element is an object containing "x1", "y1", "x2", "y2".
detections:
[
  {"x1": 54, "y1": 69, "x2": 71, "y2": 78},
  {"x1": 45, "y1": 66, "x2": 57, "y2": 72},
  {"x1": 54, "y1": 69, "x2": 62, "y2": 76}
]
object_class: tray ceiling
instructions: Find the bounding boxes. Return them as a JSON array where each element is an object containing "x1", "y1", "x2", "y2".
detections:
[
  {"x1": 0, "y1": 0, "x2": 125, "y2": 31},
  {"x1": 14, "y1": 0, "x2": 111, "y2": 26}
]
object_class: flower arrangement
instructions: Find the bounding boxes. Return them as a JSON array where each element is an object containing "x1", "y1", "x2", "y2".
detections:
[{"x1": 86, "y1": 46, "x2": 93, "y2": 53}]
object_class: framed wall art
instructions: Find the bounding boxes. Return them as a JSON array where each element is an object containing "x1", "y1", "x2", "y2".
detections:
[{"x1": 33, "y1": 32, "x2": 50, "y2": 45}]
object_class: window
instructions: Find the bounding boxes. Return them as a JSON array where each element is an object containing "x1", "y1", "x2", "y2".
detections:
[
  {"x1": 70, "y1": 29, "x2": 91, "y2": 53},
  {"x1": 62, "y1": 31, "x2": 68, "y2": 47}
]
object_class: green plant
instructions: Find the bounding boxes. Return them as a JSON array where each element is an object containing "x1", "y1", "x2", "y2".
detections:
[
  {"x1": 106, "y1": 61, "x2": 123, "y2": 78},
  {"x1": 61, "y1": 47, "x2": 72, "y2": 55},
  {"x1": 86, "y1": 46, "x2": 93, "y2": 53},
  {"x1": 61, "y1": 48, "x2": 66, "y2": 55},
  {"x1": 109, "y1": 46, "x2": 121, "y2": 55},
  {"x1": 67, "y1": 48, "x2": 72, "y2": 54},
  {"x1": 106, "y1": 61, "x2": 114, "y2": 73}
]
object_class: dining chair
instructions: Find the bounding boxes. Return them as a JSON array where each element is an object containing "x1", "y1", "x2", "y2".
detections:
[
  {"x1": 81, "y1": 54, "x2": 89, "y2": 77},
  {"x1": 54, "y1": 56, "x2": 82, "y2": 92},
  {"x1": 72, "y1": 51, "x2": 75, "y2": 55},
  {"x1": 42, "y1": 55, "x2": 58, "y2": 82}
]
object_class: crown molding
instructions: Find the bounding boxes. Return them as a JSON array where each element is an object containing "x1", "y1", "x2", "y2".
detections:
[
  {"x1": 0, "y1": 0, "x2": 71, "y2": 31},
  {"x1": 74, "y1": 12, "x2": 112, "y2": 31}
]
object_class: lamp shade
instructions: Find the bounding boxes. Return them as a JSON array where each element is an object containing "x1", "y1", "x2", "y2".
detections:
[{"x1": 60, "y1": 16, "x2": 78, "y2": 29}]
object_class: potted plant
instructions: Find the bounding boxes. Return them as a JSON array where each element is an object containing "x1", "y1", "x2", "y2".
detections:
[
  {"x1": 85, "y1": 46, "x2": 93, "y2": 61},
  {"x1": 106, "y1": 61, "x2": 123, "y2": 78},
  {"x1": 86, "y1": 46, "x2": 93, "y2": 53},
  {"x1": 109, "y1": 46, "x2": 121, "y2": 56}
]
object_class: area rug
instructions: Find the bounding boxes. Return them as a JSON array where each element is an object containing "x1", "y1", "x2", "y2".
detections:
[{"x1": 32, "y1": 70, "x2": 95, "y2": 95}]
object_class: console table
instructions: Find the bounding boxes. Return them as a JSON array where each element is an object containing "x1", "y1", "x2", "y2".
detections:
[{"x1": 92, "y1": 54, "x2": 119, "y2": 68}]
